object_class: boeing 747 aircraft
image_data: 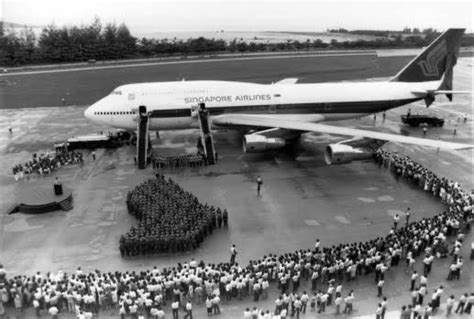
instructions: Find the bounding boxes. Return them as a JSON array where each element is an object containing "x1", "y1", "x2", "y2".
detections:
[{"x1": 84, "y1": 29, "x2": 473, "y2": 165}]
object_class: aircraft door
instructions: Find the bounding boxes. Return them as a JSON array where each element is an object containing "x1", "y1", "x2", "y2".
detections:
[
  {"x1": 191, "y1": 104, "x2": 199, "y2": 117},
  {"x1": 269, "y1": 92, "x2": 280, "y2": 114}
]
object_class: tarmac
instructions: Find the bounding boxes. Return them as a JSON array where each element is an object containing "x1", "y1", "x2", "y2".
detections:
[{"x1": 0, "y1": 57, "x2": 472, "y2": 318}]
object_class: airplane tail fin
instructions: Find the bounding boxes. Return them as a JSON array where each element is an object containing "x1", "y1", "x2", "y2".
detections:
[{"x1": 390, "y1": 29, "x2": 465, "y2": 84}]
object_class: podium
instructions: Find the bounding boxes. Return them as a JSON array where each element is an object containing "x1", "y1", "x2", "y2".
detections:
[{"x1": 54, "y1": 184, "x2": 63, "y2": 195}]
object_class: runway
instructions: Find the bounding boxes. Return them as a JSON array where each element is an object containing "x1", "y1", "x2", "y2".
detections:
[{"x1": 0, "y1": 51, "x2": 377, "y2": 76}]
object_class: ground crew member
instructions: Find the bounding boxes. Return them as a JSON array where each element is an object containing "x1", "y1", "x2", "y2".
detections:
[
  {"x1": 405, "y1": 208, "x2": 411, "y2": 226},
  {"x1": 92, "y1": 150, "x2": 96, "y2": 161},
  {"x1": 257, "y1": 176, "x2": 263, "y2": 196}
]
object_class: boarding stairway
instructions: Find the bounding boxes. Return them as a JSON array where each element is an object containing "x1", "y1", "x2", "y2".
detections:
[
  {"x1": 59, "y1": 198, "x2": 73, "y2": 211},
  {"x1": 197, "y1": 107, "x2": 216, "y2": 165},
  {"x1": 137, "y1": 106, "x2": 150, "y2": 169}
]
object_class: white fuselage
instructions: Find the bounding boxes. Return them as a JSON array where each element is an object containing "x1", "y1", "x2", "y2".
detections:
[{"x1": 84, "y1": 80, "x2": 438, "y2": 131}]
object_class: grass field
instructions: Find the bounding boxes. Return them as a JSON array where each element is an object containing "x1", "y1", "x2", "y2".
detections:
[{"x1": 0, "y1": 54, "x2": 412, "y2": 109}]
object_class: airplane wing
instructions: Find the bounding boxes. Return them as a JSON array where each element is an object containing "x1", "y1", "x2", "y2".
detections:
[{"x1": 212, "y1": 114, "x2": 474, "y2": 150}]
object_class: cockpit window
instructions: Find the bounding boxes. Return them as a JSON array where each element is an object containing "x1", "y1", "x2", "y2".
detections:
[{"x1": 111, "y1": 90, "x2": 122, "y2": 95}]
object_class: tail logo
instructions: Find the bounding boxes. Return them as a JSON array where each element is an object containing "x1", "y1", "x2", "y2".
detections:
[{"x1": 417, "y1": 39, "x2": 447, "y2": 77}]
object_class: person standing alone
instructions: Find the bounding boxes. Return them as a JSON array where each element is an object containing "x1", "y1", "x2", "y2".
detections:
[
  {"x1": 257, "y1": 176, "x2": 263, "y2": 196},
  {"x1": 230, "y1": 244, "x2": 238, "y2": 264}
]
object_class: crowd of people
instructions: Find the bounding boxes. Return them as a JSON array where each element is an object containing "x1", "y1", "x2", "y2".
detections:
[
  {"x1": 120, "y1": 174, "x2": 229, "y2": 256},
  {"x1": 0, "y1": 149, "x2": 472, "y2": 318},
  {"x1": 373, "y1": 149, "x2": 472, "y2": 317},
  {"x1": 151, "y1": 154, "x2": 206, "y2": 170},
  {"x1": 12, "y1": 151, "x2": 84, "y2": 181}
]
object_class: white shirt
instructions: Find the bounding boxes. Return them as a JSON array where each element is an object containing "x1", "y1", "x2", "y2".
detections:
[{"x1": 48, "y1": 306, "x2": 58, "y2": 315}]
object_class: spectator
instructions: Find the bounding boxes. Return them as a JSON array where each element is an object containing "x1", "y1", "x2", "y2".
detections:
[
  {"x1": 455, "y1": 294, "x2": 468, "y2": 314},
  {"x1": 446, "y1": 295, "x2": 455, "y2": 315},
  {"x1": 376, "y1": 303, "x2": 383, "y2": 319},
  {"x1": 184, "y1": 300, "x2": 192, "y2": 319}
]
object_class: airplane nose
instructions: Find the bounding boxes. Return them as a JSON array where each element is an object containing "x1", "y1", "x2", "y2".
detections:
[{"x1": 84, "y1": 105, "x2": 94, "y2": 120}]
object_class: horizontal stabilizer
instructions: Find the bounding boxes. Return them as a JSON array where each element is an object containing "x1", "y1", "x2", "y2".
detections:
[
  {"x1": 433, "y1": 90, "x2": 473, "y2": 94},
  {"x1": 411, "y1": 90, "x2": 473, "y2": 95}
]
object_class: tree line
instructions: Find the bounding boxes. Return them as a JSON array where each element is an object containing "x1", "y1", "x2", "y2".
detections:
[
  {"x1": 1, "y1": 19, "x2": 473, "y2": 67},
  {"x1": 327, "y1": 27, "x2": 441, "y2": 37}
]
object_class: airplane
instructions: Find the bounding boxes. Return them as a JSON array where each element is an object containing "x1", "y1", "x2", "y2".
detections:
[{"x1": 84, "y1": 28, "x2": 473, "y2": 165}]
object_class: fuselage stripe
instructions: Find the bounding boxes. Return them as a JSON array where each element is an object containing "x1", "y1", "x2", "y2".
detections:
[{"x1": 148, "y1": 98, "x2": 421, "y2": 118}]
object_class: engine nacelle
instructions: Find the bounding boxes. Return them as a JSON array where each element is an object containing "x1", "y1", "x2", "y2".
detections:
[
  {"x1": 324, "y1": 144, "x2": 373, "y2": 165},
  {"x1": 243, "y1": 134, "x2": 286, "y2": 153}
]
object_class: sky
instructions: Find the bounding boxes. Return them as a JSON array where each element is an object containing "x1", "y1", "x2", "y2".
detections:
[{"x1": 1, "y1": 0, "x2": 473, "y2": 34}]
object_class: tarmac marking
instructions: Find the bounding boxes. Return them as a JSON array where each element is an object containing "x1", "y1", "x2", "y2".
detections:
[
  {"x1": 334, "y1": 215, "x2": 351, "y2": 224},
  {"x1": 377, "y1": 195, "x2": 394, "y2": 201},
  {"x1": 439, "y1": 159, "x2": 453, "y2": 166},
  {"x1": 357, "y1": 197, "x2": 376, "y2": 203},
  {"x1": 0, "y1": 52, "x2": 375, "y2": 76},
  {"x1": 304, "y1": 219, "x2": 320, "y2": 226},
  {"x1": 364, "y1": 187, "x2": 379, "y2": 191}
]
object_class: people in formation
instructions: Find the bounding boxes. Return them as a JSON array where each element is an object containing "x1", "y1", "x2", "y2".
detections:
[
  {"x1": 120, "y1": 174, "x2": 229, "y2": 256},
  {"x1": 152, "y1": 154, "x2": 205, "y2": 170},
  {"x1": 0, "y1": 149, "x2": 472, "y2": 318},
  {"x1": 12, "y1": 151, "x2": 83, "y2": 181}
]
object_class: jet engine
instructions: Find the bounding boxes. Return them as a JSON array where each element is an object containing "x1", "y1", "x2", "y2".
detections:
[
  {"x1": 322, "y1": 135, "x2": 388, "y2": 165},
  {"x1": 324, "y1": 144, "x2": 374, "y2": 165},
  {"x1": 243, "y1": 134, "x2": 286, "y2": 153}
]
